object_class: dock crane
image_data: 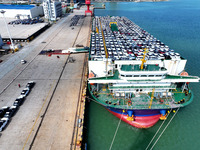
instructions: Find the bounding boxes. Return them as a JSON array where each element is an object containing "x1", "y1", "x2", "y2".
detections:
[{"x1": 85, "y1": 0, "x2": 93, "y2": 16}]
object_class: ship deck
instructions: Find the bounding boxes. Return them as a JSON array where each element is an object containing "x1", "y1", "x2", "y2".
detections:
[
  {"x1": 89, "y1": 84, "x2": 193, "y2": 110},
  {"x1": 121, "y1": 64, "x2": 166, "y2": 71},
  {"x1": 89, "y1": 70, "x2": 199, "y2": 81}
]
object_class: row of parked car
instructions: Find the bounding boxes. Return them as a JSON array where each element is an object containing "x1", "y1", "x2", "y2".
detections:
[
  {"x1": 0, "y1": 81, "x2": 35, "y2": 132},
  {"x1": 8, "y1": 18, "x2": 44, "y2": 25}
]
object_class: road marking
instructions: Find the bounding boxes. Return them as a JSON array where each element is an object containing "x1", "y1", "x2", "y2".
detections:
[{"x1": 22, "y1": 80, "x2": 56, "y2": 150}]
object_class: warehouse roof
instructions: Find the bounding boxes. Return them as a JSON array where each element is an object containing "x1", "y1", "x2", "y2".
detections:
[{"x1": 0, "y1": 4, "x2": 35, "y2": 10}]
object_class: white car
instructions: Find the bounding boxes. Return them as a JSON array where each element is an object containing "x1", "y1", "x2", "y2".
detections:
[
  {"x1": 21, "y1": 60, "x2": 26, "y2": 64},
  {"x1": 0, "y1": 118, "x2": 9, "y2": 132},
  {"x1": 21, "y1": 88, "x2": 30, "y2": 97}
]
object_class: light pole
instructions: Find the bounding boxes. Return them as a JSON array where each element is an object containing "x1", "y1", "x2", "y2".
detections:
[{"x1": 0, "y1": 10, "x2": 15, "y2": 53}]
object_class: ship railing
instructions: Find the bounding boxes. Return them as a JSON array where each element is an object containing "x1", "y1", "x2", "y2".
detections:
[{"x1": 113, "y1": 98, "x2": 177, "y2": 109}]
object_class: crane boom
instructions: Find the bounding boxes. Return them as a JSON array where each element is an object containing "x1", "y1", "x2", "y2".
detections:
[
  {"x1": 148, "y1": 88, "x2": 155, "y2": 109},
  {"x1": 99, "y1": 19, "x2": 108, "y2": 58},
  {"x1": 140, "y1": 48, "x2": 147, "y2": 70}
]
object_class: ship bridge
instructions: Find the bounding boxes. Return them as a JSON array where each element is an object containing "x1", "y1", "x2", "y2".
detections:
[
  {"x1": 119, "y1": 64, "x2": 168, "y2": 80},
  {"x1": 88, "y1": 70, "x2": 199, "y2": 84}
]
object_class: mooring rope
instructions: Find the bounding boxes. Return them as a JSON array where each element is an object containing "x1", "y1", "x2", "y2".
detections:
[
  {"x1": 86, "y1": 96, "x2": 123, "y2": 150},
  {"x1": 145, "y1": 109, "x2": 172, "y2": 150},
  {"x1": 86, "y1": 96, "x2": 107, "y2": 106},
  {"x1": 109, "y1": 112, "x2": 123, "y2": 150},
  {"x1": 149, "y1": 107, "x2": 180, "y2": 150},
  {"x1": 87, "y1": 96, "x2": 179, "y2": 150}
]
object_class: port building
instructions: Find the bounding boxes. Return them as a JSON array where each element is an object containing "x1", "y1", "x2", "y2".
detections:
[
  {"x1": 43, "y1": 0, "x2": 62, "y2": 21},
  {"x1": 0, "y1": 4, "x2": 44, "y2": 19}
]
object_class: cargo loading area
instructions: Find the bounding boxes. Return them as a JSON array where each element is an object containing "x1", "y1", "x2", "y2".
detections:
[
  {"x1": 0, "y1": 7, "x2": 91, "y2": 150},
  {"x1": 0, "y1": 18, "x2": 49, "y2": 42},
  {"x1": 91, "y1": 16, "x2": 181, "y2": 61}
]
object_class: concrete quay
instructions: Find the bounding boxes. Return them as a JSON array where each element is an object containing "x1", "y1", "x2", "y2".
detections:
[{"x1": 0, "y1": 7, "x2": 91, "y2": 150}]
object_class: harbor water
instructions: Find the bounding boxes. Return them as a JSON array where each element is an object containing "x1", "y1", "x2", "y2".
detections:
[{"x1": 84, "y1": 0, "x2": 200, "y2": 149}]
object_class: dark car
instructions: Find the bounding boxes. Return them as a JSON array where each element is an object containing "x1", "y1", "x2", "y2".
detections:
[
  {"x1": 26, "y1": 81, "x2": 35, "y2": 89},
  {"x1": 0, "y1": 118, "x2": 9, "y2": 132},
  {"x1": 47, "y1": 49, "x2": 54, "y2": 53},
  {"x1": 13, "y1": 101, "x2": 21, "y2": 107},
  {"x1": 4, "y1": 106, "x2": 18, "y2": 119},
  {"x1": 0, "y1": 106, "x2": 9, "y2": 118},
  {"x1": 21, "y1": 88, "x2": 30, "y2": 97},
  {"x1": 13, "y1": 96, "x2": 25, "y2": 107},
  {"x1": 0, "y1": 110, "x2": 5, "y2": 118}
]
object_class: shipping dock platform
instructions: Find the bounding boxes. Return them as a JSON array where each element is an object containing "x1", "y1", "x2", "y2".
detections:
[
  {"x1": 0, "y1": 19, "x2": 49, "y2": 42},
  {"x1": 0, "y1": 6, "x2": 91, "y2": 150}
]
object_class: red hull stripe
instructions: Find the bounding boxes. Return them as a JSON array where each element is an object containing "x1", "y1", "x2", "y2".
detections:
[{"x1": 107, "y1": 109, "x2": 161, "y2": 128}]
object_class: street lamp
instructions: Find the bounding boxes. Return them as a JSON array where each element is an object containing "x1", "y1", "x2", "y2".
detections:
[{"x1": 0, "y1": 10, "x2": 15, "y2": 53}]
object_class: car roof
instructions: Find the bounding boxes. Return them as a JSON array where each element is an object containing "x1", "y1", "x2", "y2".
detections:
[
  {"x1": 1, "y1": 118, "x2": 9, "y2": 121},
  {"x1": 18, "y1": 95, "x2": 24, "y2": 98},
  {"x1": 10, "y1": 106, "x2": 17, "y2": 109},
  {"x1": 1, "y1": 106, "x2": 9, "y2": 109}
]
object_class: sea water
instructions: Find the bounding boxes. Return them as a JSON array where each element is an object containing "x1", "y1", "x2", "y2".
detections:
[{"x1": 84, "y1": 0, "x2": 200, "y2": 149}]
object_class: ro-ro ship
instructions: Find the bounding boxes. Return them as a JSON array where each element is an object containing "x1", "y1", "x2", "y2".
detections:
[{"x1": 88, "y1": 16, "x2": 199, "y2": 128}]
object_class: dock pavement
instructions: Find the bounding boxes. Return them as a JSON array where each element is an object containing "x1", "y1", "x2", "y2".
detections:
[{"x1": 0, "y1": 6, "x2": 91, "y2": 150}]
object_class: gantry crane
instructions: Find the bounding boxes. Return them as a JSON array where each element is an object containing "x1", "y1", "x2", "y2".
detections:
[{"x1": 85, "y1": 0, "x2": 93, "y2": 16}]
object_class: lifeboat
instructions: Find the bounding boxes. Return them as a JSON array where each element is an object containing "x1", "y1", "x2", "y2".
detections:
[
  {"x1": 89, "y1": 72, "x2": 95, "y2": 85},
  {"x1": 181, "y1": 71, "x2": 189, "y2": 84}
]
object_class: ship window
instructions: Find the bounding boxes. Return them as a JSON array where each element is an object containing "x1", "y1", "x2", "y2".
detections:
[
  {"x1": 115, "y1": 64, "x2": 117, "y2": 68},
  {"x1": 156, "y1": 75, "x2": 162, "y2": 77},
  {"x1": 126, "y1": 75, "x2": 132, "y2": 77},
  {"x1": 141, "y1": 75, "x2": 147, "y2": 77},
  {"x1": 136, "y1": 89, "x2": 139, "y2": 92},
  {"x1": 140, "y1": 89, "x2": 142, "y2": 91},
  {"x1": 149, "y1": 75, "x2": 154, "y2": 77},
  {"x1": 121, "y1": 74, "x2": 125, "y2": 77},
  {"x1": 134, "y1": 75, "x2": 139, "y2": 77}
]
